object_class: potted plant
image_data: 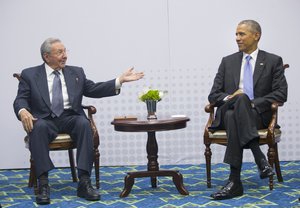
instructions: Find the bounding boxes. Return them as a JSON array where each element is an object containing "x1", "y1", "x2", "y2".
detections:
[{"x1": 139, "y1": 88, "x2": 167, "y2": 120}]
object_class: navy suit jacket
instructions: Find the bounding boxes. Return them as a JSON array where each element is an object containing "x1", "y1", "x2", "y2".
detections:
[
  {"x1": 14, "y1": 64, "x2": 118, "y2": 120},
  {"x1": 208, "y1": 50, "x2": 288, "y2": 127}
]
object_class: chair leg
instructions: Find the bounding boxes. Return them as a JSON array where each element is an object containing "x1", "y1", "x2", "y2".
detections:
[
  {"x1": 274, "y1": 143, "x2": 283, "y2": 182},
  {"x1": 204, "y1": 144, "x2": 212, "y2": 188},
  {"x1": 68, "y1": 149, "x2": 78, "y2": 182},
  {"x1": 267, "y1": 145, "x2": 276, "y2": 190},
  {"x1": 94, "y1": 147, "x2": 100, "y2": 189},
  {"x1": 28, "y1": 157, "x2": 34, "y2": 188},
  {"x1": 28, "y1": 156, "x2": 38, "y2": 195}
]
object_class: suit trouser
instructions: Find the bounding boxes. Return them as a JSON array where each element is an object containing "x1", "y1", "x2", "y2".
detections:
[
  {"x1": 28, "y1": 110, "x2": 94, "y2": 178},
  {"x1": 213, "y1": 94, "x2": 265, "y2": 168}
]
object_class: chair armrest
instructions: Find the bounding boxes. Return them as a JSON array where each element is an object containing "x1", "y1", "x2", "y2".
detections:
[
  {"x1": 269, "y1": 102, "x2": 283, "y2": 129},
  {"x1": 82, "y1": 105, "x2": 97, "y2": 116},
  {"x1": 205, "y1": 103, "x2": 215, "y2": 113},
  {"x1": 82, "y1": 105, "x2": 99, "y2": 147},
  {"x1": 13, "y1": 73, "x2": 21, "y2": 80},
  {"x1": 266, "y1": 102, "x2": 283, "y2": 143},
  {"x1": 268, "y1": 102, "x2": 279, "y2": 130},
  {"x1": 204, "y1": 103, "x2": 215, "y2": 140}
]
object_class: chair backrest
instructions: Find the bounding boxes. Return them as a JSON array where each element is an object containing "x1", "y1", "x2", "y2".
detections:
[
  {"x1": 283, "y1": 64, "x2": 289, "y2": 70},
  {"x1": 13, "y1": 73, "x2": 21, "y2": 81}
]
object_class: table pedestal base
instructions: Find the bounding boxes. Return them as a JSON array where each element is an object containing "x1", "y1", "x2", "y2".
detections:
[{"x1": 119, "y1": 170, "x2": 189, "y2": 197}]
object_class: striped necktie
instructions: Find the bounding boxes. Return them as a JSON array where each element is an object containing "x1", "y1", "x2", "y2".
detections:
[{"x1": 51, "y1": 71, "x2": 64, "y2": 117}]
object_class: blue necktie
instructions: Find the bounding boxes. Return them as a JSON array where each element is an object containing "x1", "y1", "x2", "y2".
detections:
[
  {"x1": 243, "y1": 55, "x2": 254, "y2": 100},
  {"x1": 51, "y1": 71, "x2": 64, "y2": 117}
]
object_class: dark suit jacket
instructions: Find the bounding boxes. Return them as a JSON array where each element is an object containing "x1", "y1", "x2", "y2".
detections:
[
  {"x1": 14, "y1": 64, "x2": 118, "y2": 120},
  {"x1": 208, "y1": 50, "x2": 288, "y2": 127}
]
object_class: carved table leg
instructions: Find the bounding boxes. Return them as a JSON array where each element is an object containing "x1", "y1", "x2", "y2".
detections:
[
  {"x1": 171, "y1": 171, "x2": 189, "y2": 195},
  {"x1": 147, "y1": 131, "x2": 159, "y2": 188},
  {"x1": 120, "y1": 170, "x2": 189, "y2": 197},
  {"x1": 120, "y1": 174, "x2": 135, "y2": 197},
  {"x1": 119, "y1": 130, "x2": 189, "y2": 197}
]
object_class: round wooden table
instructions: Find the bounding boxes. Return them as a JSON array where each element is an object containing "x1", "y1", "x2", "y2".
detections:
[{"x1": 111, "y1": 117, "x2": 190, "y2": 197}]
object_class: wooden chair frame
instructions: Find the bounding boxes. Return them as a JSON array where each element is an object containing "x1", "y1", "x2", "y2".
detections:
[{"x1": 203, "y1": 102, "x2": 283, "y2": 190}]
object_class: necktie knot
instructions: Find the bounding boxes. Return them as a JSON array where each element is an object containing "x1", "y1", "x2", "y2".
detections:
[
  {"x1": 245, "y1": 55, "x2": 251, "y2": 62},
  {"x1": 53, "y1": 70, "x2": 60, "y2": 76}
]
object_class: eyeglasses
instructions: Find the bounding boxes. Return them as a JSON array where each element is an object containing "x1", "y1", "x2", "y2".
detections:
[{"x1": 52, "y1": 49, "x2": 69, "y2": 56}]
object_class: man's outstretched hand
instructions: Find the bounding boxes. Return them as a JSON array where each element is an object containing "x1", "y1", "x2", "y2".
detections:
[{"x1": 119, "y1": 67, "x2": 144, "y2": 84}]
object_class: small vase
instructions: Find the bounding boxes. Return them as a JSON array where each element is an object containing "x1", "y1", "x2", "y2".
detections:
[{"x1": 145, "y1": 100, "x2": 157, "y2": 120}]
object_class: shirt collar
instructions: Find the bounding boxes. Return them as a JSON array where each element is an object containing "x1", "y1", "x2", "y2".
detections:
[
  {"x1": 243, "y1": 48, "x2": 259, "y2": 62},
  {"x1": 45, "y1": 63, "x2": 62, "y2": 76}
]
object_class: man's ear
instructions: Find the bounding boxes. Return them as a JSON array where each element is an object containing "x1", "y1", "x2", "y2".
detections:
[
  {"x1": 254, "y1": 32, "x2": 261, "y2": 41},
  {"x1": 43, "y1": 53, "x2": 50, "y2": 62}
]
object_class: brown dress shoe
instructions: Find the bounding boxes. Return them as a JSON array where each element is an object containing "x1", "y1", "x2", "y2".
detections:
[
  {"x1": 211, "y1": 180, "x2": 243, "y2": 200},
  {"x1": 77, "y1": 179, "x2": 100, "y2": 201}
]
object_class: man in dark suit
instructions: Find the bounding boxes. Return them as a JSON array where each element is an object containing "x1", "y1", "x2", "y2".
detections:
[
  {"x1": 13, "y1": 38, "x2": 144, "y2": 205},
  {"x1": 208, "y1": 20, "x2": 287, "y2": 200}
]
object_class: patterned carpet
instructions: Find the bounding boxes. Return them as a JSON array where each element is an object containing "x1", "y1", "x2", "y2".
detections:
[{"x1": 0, "y1": 161, "x2": 299, "y2": 207}]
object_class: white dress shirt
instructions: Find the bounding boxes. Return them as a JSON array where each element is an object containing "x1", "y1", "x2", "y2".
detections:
[
  {"x1": 45, "y1": 64, "x2": 72, "y2": 109},
  {"x1": 223, "y1": 48, "x2": 258, "y2": 102},
  {"x1": 238, "y1": 48, "x2": 259, "y2": 90}
]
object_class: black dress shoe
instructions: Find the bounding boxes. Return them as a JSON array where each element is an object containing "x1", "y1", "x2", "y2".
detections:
[
  {"x1": 211, "y1": 180, "x2": 243, "y2": 200},
  {"x1": 259, "y1": 159, "x2": 275, "y2": 179},
  {"x1": 36, "y1": 184, "x2": 50, "y2": 205},
  {"x1": 77, "y1": 179, "x2": 100, "y2": 201}
]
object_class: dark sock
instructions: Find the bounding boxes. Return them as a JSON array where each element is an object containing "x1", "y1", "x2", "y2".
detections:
[
  {"x1": 38, "y1": 172, "x2": 49, "y2": 186},
  {"x1": 78, "y1": 169, "x2": 90, "y2": 181},
  {"x1": 248, "y1": 138, "x2": 266, "y2": 166},
  {"x1": 229, "y1": 165, "x2": 241, "y2": 182}
]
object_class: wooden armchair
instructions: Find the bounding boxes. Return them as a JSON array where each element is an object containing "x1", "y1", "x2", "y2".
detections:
[
  {"x1": 13, "y1": 73, "x2": 100, "y2": 194},
  {"x1": 203, "y1": 64, "x2": 289, "y2": 191}
]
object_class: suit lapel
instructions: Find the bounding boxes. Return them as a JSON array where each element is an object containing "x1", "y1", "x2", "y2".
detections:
[
  {"x1": 62, "y1": 66, "x2": 77, "y2": 105},
  {"x1": 35, "y1": 64, "x2": 51, "y2": 108},
  {"x1": 233, "y1": 52, "x2": 243, "y2": 88},
  {"x1": 253, "y1": 50, "x2": 266, "y2": 87}
]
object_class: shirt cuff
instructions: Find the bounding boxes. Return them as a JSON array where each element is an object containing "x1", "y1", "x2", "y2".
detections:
[
  {"x1": 115, "y1": 77, "x2": 122, "y2": 90},
  {"x1": 115, "y1": 77, "x2": 122, "y2": 94},
  {"x1": 18, "y1": 108, "x2": 26, "y2": 116},
  {"x1": 223, "y1": 95, "x2": 230, "y2": 101}
]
